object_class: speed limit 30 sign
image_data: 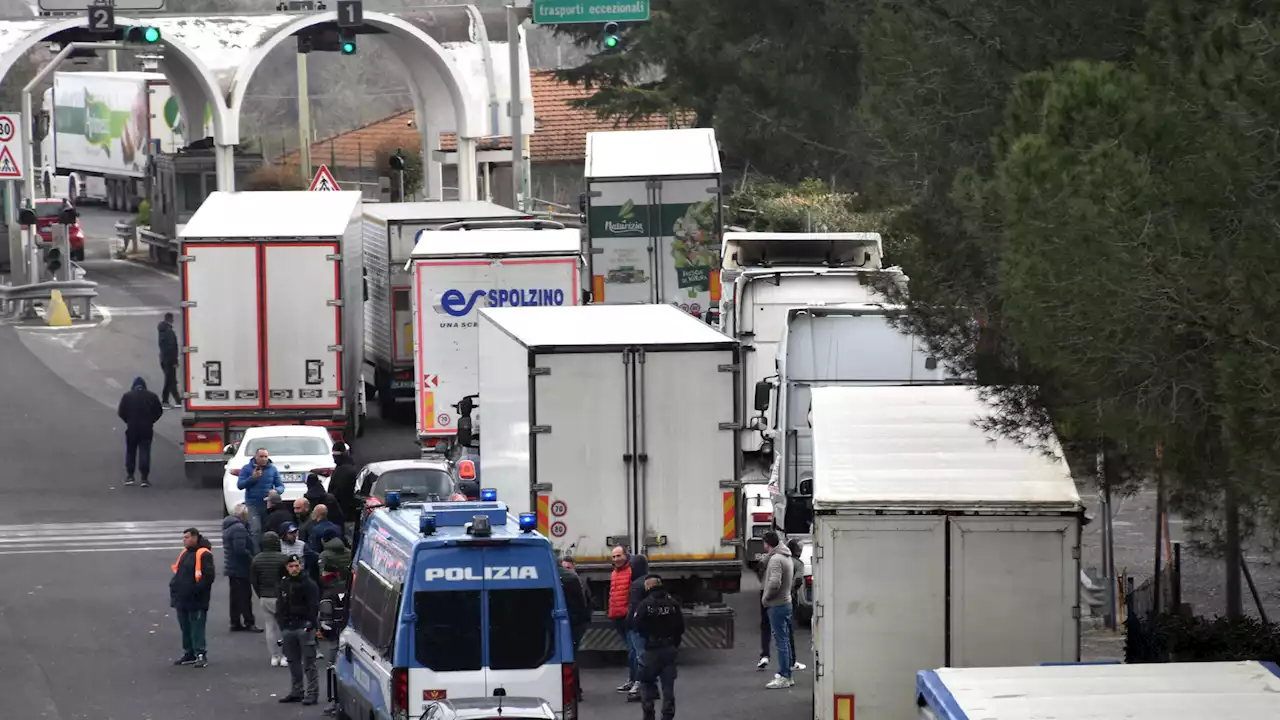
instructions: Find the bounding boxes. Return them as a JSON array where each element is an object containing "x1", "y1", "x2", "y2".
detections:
[{"x1": 0, "y1": 114, "x2": 24, "y2": 179}]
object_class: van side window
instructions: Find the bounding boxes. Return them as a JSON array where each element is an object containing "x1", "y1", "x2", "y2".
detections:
[
  {"x1": 488, "y1": 588, "x2": 556, "y2": 670},
  {"x1": 349, "y1": 562, "x2": 401, "y2": 655},
  {"x1": 414, "y1": 591, "x2": 482, "y2": 671}
]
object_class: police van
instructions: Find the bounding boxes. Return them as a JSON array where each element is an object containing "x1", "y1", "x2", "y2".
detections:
[{"x1": 336, "y1": 491, "x2": 577, "y2": 720}]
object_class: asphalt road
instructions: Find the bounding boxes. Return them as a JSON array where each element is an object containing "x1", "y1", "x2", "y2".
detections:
[{"x1": 0, "y1": 206, "x2": 817, "y2": 720}]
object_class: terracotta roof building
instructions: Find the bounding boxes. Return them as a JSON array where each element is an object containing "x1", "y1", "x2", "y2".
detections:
[{"x1": 279, "y1": 70, "x2": 689, "y2": 206}]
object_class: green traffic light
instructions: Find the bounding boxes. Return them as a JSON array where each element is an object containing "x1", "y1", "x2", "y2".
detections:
[
  {"x1": 604, "y1": 35, "x2": 618, "y2": 48},
  {"x1": 342, "y1": 42, "x2": 355, "y2": 53},
  {"x1": 144, "y1": 27, "x2": 161, "y2": 43}
]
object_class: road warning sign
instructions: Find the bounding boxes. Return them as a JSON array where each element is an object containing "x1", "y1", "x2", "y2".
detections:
[
  {"x1": 0, "y1": 114, "x2": 23, "y2": 179},
  {"x1": 309, "y1": 164, "x2": 341, "y2": 191}
]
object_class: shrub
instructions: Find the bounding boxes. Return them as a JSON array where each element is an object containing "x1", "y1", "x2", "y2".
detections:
[{"x1": 245, "y1": 164, "x2": 307, "y2": 191}]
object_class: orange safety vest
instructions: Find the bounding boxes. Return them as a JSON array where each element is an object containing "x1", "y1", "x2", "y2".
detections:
[{"x1": 173, "y1": 547, "x2": 213, "y2": 582}]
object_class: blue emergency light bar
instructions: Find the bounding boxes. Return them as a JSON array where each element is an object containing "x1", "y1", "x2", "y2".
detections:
[
  {"x1": 480, "y1": 488, "x2": 498, "y2": 502},
  {"x1": 518, "y1": 512, "x2": 537, "y2": 533},
  {"x1": 415, "y1": 501, "x2": 507, "y2": 529}
]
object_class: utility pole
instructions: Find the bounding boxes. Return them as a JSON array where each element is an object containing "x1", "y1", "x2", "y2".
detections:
[
  {"x1": 507, "y1": 3, "x2": 530, "y2": 211},
  {"x1": 297, "y1": 51, "x2": 313, "y2": 182}
]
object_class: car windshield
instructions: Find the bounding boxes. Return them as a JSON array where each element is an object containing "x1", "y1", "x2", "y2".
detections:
[
  {"x1": 372, "y1": 468, "x2": 454, "y2": 500},
  {"x1": 35, "y1": 203, "x2": 63, "y2": 219},
  {"x1": 244, "y1": 436, "x2": 330, "y2": 457}
]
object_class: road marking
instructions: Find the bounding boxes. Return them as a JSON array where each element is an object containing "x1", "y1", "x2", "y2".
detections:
[
  {"x1": 0, "y1": 519, "x2": 224, "y2": 555},
  {"x1": 93, "y1": 305, "x2": 171, "y2": 317}
]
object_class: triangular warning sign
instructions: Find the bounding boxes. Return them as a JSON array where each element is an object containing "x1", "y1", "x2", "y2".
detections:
[
  {"x1": 309, "y1": 164, "x2": 341, "y2": 191},
  {"x1": 0, "y1": 146, "x2": 21, "y2": 178}
]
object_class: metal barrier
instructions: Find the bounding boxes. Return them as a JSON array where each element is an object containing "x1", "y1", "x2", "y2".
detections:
[
  {"x1": 0, "y1": 278, "x2": 98, "y2": 320},
  {"x1": 113, "y1": 220, "x2": 136, "y2": 254}
]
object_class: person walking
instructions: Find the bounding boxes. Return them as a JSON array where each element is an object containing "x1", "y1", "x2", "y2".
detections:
[
  {"x1": 560, "y1": 558, "x2": 591, "y2": 702},
  {"x1": 277, "y1": 554, "x2": 320, "y2": 705},
  {"x1": 157, "y1": 311, "x2": 181, "y2": 408},
  {"x1": 608, "y1": 545, "x2": 645, "y2": 695},
  {"x1": 326, "y1": 442, "x2": 360, "y2": 539},
  {"x1": 624, "y1": 554, "x2": 651, "y2": 703},
  {"x1": 238, "y1": 448, "x2": 284, "y2": 544},
  {"x1": 756, "y1": 541, "x2": 805, "y2": 672},
  {"x1": 170, "y1": 528, "x2": 215, "y2": 668},
  {"x1": 250, "y1": 531, "x2": 289, "y2": 666},
  {"x1": 222, "y1": 504, "x2": 261, "y2": 633},
  {"x1": 116, "y1": 376, "x2": 162, "y2": 487},
  {"x1": 760, "y1": 532, "x2": 796, "y2": 689},
  {"x1": 631, "y1": 576, "x2": 684, "y2": 720}
]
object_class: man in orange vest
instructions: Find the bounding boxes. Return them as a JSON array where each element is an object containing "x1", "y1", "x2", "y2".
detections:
[{"x1": 171, "y1": 527, "x2": 216, "y2": 668}]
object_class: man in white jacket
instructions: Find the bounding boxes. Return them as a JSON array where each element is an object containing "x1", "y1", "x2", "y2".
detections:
[{"x1": 760, "y1": 531, "x2": 795, "y2": 689}]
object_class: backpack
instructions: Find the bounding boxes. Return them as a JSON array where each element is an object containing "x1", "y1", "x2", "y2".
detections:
[{"x1": 319, "y1": 579, "x2": 349, "y2": 635}]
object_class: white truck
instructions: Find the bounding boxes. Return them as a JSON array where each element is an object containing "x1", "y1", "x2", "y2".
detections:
[
  {"x1": 409, "y1": 226, "x2": 582, "y2": 456},
  {"x1": 809, "y1": 384, "x2": 1083, "y2": 720},
  {"x1": 584, "y1": 128, "x2": 722, "y2": 318},
  {"x1": 760, "y1": 303, "x2": 959, "y2": 534},
  {"x1": 716, "y1": 231, "x2": 892, "y2": 556},
  {"x1": 916, "y1": 661, "x2": 1280, "y2": 720},
  {"x1": 478, "y1": 303, "x2": 742, "y2": 650},
  {"x1": 178, "y1": 191, "x2": 367, "y2": 481},
  {"x1": 361, "y1": 201, "x2": 533, "y2": 419},
  {"x1": 40, "y1": 71, "x2": 185, "y2": 211}
]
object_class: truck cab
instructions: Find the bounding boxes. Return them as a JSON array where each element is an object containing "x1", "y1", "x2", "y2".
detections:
[{"x1": 337, "y1": 496, "x2": 576, "y2": 720}]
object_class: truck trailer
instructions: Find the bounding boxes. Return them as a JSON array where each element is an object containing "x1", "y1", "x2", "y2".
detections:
[
  {"x1": 808, "y1": 384, "x2": 1083, "y2": 720},
  {"x1": 584, "y1": 128, "x2": 722, "y2": 318},
  {"x1": 178, "y1": 191, "x2": 367, "y2": 480},
  {"x1": 361, "y1": 201, "x2": 532, "y2": 418},
  {"x1": 478, "y1": 304, "x2": 742, "y2": 650},
  {"x1": 40, "y1": 72, "x2": 185, "y2": 211},
  {"x1": 410, "y1": 226, "x2": 582, "y2": 456}
]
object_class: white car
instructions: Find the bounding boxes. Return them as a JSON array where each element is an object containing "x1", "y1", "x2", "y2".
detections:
[{"x1": 222, "y1": 426, "x2": 338, "y2": 515}]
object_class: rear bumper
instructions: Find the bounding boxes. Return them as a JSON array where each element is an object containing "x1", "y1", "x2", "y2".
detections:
[
  {"x1": 579, "y1": 606, "x2": 735, "y2": 651},
  {"x1": 184, "y1": 455, "x2": 225, "y2": 465}
]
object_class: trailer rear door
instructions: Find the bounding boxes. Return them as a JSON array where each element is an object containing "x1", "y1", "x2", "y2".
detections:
[
  {"x1": 262, "y1": 242, "x2": 343, "y2": 410},
  {"x1": 183, "y1": 243, "x2": 263, "y2": 410}
]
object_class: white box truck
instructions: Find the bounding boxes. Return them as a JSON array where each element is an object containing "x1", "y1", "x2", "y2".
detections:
[
  {"x1": 916, "y1": 661, "x2": 1280, "y2": 720},
  {"x1": 584, "y1": 128, "x2": 722, "y2": 318},
  {"x1": 478, "y1": 304, "x2": 742, "y2": 650},
  {"x1": 361, "y1": 201, "x2": 533, "y2": 418},
  {"x1": 410, "y1": 226, "x2": 582, "y2": 455},
  {"x1": 178, "y1": 191, "x2": 367, "y2": 480},
  {"x1": 808, "y1": 384, "x2": 1083, "y2": 720},
  {"x1": 41, "y1": 72, "x2": 187, "y2": 211}
]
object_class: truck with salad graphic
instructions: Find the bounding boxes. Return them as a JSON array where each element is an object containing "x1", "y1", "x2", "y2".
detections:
[
  {"x1": 40, "y1": 72, "x2": 195, "y2": 212},
  {"x1": 583, "y1": 128, "x2": 723, "y2": 319}
]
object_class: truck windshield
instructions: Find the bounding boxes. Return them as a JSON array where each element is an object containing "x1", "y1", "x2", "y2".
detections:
[{"x1": 372, "y1": 468, "x2": 454, "y2": 500}]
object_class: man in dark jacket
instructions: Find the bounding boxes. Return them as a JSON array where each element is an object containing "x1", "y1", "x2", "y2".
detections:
[
  {"x1": 222, "y1": 505, "x2": 260, "y2": 632},
  {"x1": 117, "y1": 376, "x2": 163, "y2": 487},
  {"x1": 250, "y1": 531, "x2": 288, "y2": 666},
  {"x1": 326, "y1": 443, "x2": 360, "y2": 537},
  {"x1": 306, "y1": 505, "x2": 340, "y2": 555},
  {"x1": 624, "y1": 554, "x2": 651, "y2": 702},
  {"x1": 157, "y1": 312, "x2": 181, "y2": 408},
  {"x1": 631, "y1": 576, "x2": 684, "y2": 720},
  {"x1": 559, "y1": 560, "x2": 591, "y2": 702},
  {"x1": 170, "y1": 528, "x2": 216, "y2": 668},
  {"x1": 304, "y1": 474, "x2": 344, "y2": 528},
  {"x1": 277, "y1": 555, "x2": 320, "y2": 705},
  {"x1": 263, "y1": 491, "x2": 293, "y2": 538}
]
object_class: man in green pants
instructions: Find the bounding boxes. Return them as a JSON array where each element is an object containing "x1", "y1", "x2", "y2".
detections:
[{"x1": 170, "y1": 528, "x2": 216, "y2": 668}]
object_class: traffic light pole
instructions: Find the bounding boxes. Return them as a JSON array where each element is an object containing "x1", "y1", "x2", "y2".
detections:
[
  {"x1": 508, "y1": 3, "x2": 531, "y2": 212},
  {"x1": 20, "y1": 41, "x2": 124, "y2": 285}
]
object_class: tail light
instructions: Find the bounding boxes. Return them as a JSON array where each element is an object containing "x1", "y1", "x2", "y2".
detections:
[
  {"x1": 390, "y1": 667, "x2": 408, "y2": 718},
  {"x1": 805, "y1": 575, "x2": 813, "y2": 589},
  {"x1": 752, "y1": 512, "x2": 772, "y2": 523},
  {"x1": 228, "y1": 469, "x2": 241, "y2": 477},
  {"x1": 423, "y1": 437, "x2": 441, "y2": 449},
  {"x1": 312, "y1": 467, "x2": 333, "y2": 477},
  {"x1": 562, "y1": 662, "x2": 578, "y2": 720}
]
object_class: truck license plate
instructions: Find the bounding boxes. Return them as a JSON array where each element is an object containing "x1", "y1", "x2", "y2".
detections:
[
  {"x1": 391, "y1": 379, "x2": 414, "y2": 389},
  {"x1": 282, "y1": 472, "x2": 304, "y2": 483}
]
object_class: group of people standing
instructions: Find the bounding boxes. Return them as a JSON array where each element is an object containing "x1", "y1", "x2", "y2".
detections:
[
  {"x1": 168, "y1": 442, "x2": 362, "y2": 714},
  {"x1": 606, "y1": 546, "x2": 687, "y2": 720}
]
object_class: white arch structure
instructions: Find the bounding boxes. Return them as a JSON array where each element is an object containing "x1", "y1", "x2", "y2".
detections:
[{"x1": 0, "y1": 9, "x2": 532, "y2": 198}]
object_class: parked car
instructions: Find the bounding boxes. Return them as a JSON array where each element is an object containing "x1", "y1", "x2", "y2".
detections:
[
  {"x1": 421, "y1": 696, "x2": 556, "y2": 720},
  {"x1": 33, "y1": 198, "x2": 86, "y2": 261},
  {"x1": 221, "y1": 425, "x2": 335, "y2": 515},
  {"x1": 356, "y1": 458, "x2": 458, "y2": 503}
]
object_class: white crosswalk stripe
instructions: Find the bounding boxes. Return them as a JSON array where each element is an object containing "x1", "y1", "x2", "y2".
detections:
[{"x1": 0, "y1": 520, "x2": 225, "y2": 555}]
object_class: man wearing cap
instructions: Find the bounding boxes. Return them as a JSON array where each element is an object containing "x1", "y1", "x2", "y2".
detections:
[{"x1": 276, "y1": 554, "x2": 320, "y2": 705}]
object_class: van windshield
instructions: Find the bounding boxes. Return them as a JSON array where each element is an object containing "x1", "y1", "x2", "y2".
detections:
[{"x1": 412, "y1": 587, "x2": 556, "y2": 671}]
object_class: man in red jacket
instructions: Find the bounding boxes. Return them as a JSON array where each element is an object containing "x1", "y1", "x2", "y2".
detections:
[{"x1": 609, "y1": 545, "x2": 642, "y2": 694}]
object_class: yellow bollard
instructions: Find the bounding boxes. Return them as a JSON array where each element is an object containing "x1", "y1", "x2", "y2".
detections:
[{"x1": 47, "y1": 289, "x2": 73, "y2": 327}]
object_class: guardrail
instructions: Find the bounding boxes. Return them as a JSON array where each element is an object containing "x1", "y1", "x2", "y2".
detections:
[{"x1": 0, "y1": 278, "x2": 98, "y2": 320}]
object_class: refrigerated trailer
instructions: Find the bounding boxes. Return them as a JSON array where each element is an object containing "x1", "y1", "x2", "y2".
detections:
[
  {"x1": 807, "y1": 384, "x2": 1083, "y2": 720},
  {"x1": 362, "y1": 202, "x2": 531, "y2": 418},
  {"x1": 584, "y1": 128, "x2": 723, "y2": 318},
  {"x1": 178, "y1": 191, "x2": 367, "y2": 480},
  {"x1": 410, "y1": 227, "x2": 582, "y2": 455},
  {"x1": 478, "y1": 304, "x2": 742, "y2": 650}
]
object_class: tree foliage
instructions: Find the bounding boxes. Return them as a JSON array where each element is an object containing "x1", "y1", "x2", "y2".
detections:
[
  {"x1": 245, "y1": 164, "x2": 307, "y2": 191},
  {"x1": 373, "y1": 141, "x2": 423, "y2": 202}
]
